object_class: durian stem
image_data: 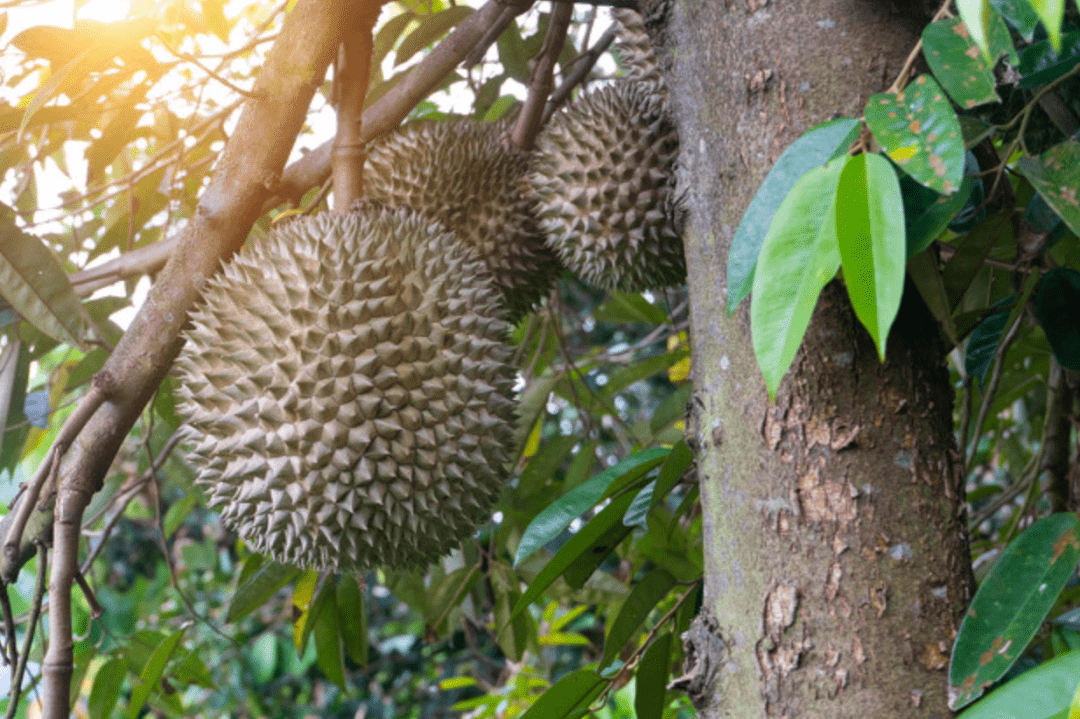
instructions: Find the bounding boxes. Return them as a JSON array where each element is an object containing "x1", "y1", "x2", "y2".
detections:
[
  {"x1": 511, "y1": 0, "x2": 573, "y2": 150},
  {"x1": 272, "y1": 0, "x2": 520, "y2": 208},
  {"x1": 332, "y1": 5, "x2": 380, "y2": 211}
]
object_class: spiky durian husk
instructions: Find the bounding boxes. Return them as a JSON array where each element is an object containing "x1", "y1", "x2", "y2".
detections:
[
  {"x1": 611, "y1": 8, "x2": 664, "y2": 96},
  {"x1": 175, "y1": 209, "x2": 517, "y2": 572},
  {"x1": 361, "y1": 120, "x2": 561, "y2": 320},
  {"x1": 528, "y1": 82, "x2": 684, "y2": 293}
]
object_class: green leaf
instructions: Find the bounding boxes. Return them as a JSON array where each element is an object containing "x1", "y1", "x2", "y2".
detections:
[
  {"x1": 956, "y1": 0, "x2": 993, "y2": 58},
  {"x1": 649, "y1": 440, "x2": 693, "y2": 511},
  {"x1": 396, "y1": 6, "x2": 472, "y2": 66},
  {"x1": 1036, "y1": 268, "x2": 1080, "y2": 372},
  {"x1": 601, "y1": 569, "x2": 677, "y2": 668},
  {"x1": 991, "y1": 0, "x2": 1041, "y2": 39},
  {"x1": 336, "y1": 575, "x2": 368, "y2": 666},
  {"x1": 18, "y1": 44, "x2": 93, "y2": 140},
  {"x1": 89, "y1": 656, "x2": 128, "y2": 719},
  {"x1": 941, "y1": 212, "x2": 1012, "y2": 310},
  {"x1": 965, "y1": 303, "x2": 1010, "y2": 382},
  {"x1": 1018, "y1": 32, "x2": 1080, "y2": 88},
  {"x1": 907, "y1": 249, "x2": 959, "y2": 347},
  {"x1": 1016, "y1": 139, "x2": 1080, "y2": 237},
  {"x1": 728, "y1": 118, "x2": 859, "y2": 314},
  {"x1": 562, "y1": 498, "x2": 637, "y2": 589},
  {"x1": 903, "y1": 172, "x2": 975, "y2": 256},
  {"x1": 293, "y1": 571, "x2": 325, "y2": 655},
  {"x1": 0, "y1": 211, "x2": 87, "y2": 348},
  {"x1": 949, "y1": 513, "x2": 1080, "y2": 709},
  {"x1": 515, "y1": 447, "x2": 669, "y2": 566},
  {"x1": 127, "y1": 629, "x2": 185, "y2": 719},
  {"x1": 650, "y1": 383, "x2": 692, "y2": 437},
  {"x1": 519, "y1": 669, "x2": 605, "y2": 719},
  {"x1": 634, "y1": 633, "x2": 673, "y2": 719},
  {"x1": 593, "y1": 293, "x2": 668, "y2": 325},
  {"x1": 314, "y1": 582, "x2": 347, "y2": 689},
  {"x1": 249, "y1": 633, "x2": 279, "y2": 684},
  {"x1": 835, "y1": 153, "x2": 906, "y2": 360},
  {"x1": 507, "y1": 491, "x2": 637, "y2": 627},
  {"x1": 374, "y1": 12, "x2": 412, "y2": 65},
  {"x1": 956, "y1": 650, "x2": 1080, "y2": 718},
  {"x1": 921, "y1": 17, "x2": 1001, "y2": 108},
  {"x1": 492, "y1": 566, "x2": 532, "y2": 661},
  {"x1": 1028, "y1": 0, "x2": 1066, "y2": 51},
  {"x1": 751, "y1": 159, "x2": 846, "y2": 398},
  {"x1": 623, "y1": 480, "x2": 655, "y2": 528},
  {"x1": 520, "y1": 435, "x2": 578, "y2": 494},
  {"x1": 225, "y1": 560, "x2": 299, "y2": 623},
  {"x1": 865, "y1": 75, "x2": 965, "y2": 195}
]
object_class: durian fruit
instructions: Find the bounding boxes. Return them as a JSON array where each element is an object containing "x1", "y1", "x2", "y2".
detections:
[
  {"x1": 528, "y1": 81, "x2": 685, "y2": 293},
  {"x1": 175, "y1": 208, "x2": 518, "y2": 572},
  {"x1": 611, "y1": 8, "x2": 665, "y2": 97},
  {"x1": 361, "y1": 119, "x2": 561, "y2": 320}
]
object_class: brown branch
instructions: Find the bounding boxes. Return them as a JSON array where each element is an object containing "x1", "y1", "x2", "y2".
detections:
[
  {"x1": 38, "y1": 1, "x2": 359, "y2": 715},
  {"x1": 512, "y1": 0, "x2": 573, "y2": 149},
  {"x1": 271, "y1": 0, "x2": 520, "y2": 207},
  {"x1": 543, "y1": 24, "x2": 616, "y2": 122},
  {"x1": 463, "y1": 1, "x2": 532, "y2": 69},
  {"x1": 332, "y1": 5, "x2": 381, "y2": 211}
]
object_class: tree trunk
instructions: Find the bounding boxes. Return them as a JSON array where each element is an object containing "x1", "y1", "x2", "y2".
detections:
[{"x1": 657, "y1": 0, "x2": 975, "y2": 716}]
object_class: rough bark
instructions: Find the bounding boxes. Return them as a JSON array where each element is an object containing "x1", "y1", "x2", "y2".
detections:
[{"x1": 661, "y1": 1, "x2": 975, "y2": 716}]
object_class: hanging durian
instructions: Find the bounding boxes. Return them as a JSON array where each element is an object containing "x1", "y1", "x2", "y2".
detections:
[
  {"x1": 175, "y1": 208, "x2": 517, "y2": 572},
  {"x1": 528, "y1": 81, "x2": 684, "y2": 293},
  {"x1": 361, "y1": 119, "x2": 562, "y2": 320},
  {"x1": 611, "y1": 8, "x2": 665, "y2": 97}
]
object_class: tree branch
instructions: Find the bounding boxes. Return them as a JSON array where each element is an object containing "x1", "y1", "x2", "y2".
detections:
[
  {"x1": 38, "y1": 1, "x2": 359, "y2": 714},
  {"x1": 512, "y1": 0, "x2": 573, "y2": 149}
]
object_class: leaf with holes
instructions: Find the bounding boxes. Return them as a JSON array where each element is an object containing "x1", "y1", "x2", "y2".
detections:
[
  {"x1": 865, "y1": 75, "x2": 965, "y2": 195},
  {"x1": 1016, "y1": 139, "x2": 1080, "y2": 237},
  {"x1": 728, "y1": 118, "x2": 859, "y2": 314},
  {"x1": 751, "y1": 159, "x2": 845, "y2": 398},
  {"x1": 949, "y1": 513, "x2": 1080, "y2": 709}
]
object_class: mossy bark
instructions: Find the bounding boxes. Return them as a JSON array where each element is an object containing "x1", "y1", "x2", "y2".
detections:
[{"x1": 660, "y1": 0, "x2": 974, "y2": 715}]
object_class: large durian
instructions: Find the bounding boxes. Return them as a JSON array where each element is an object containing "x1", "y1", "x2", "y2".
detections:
[
  {"x1": 611, "y1": 8, "x2": 665, "y2": 97},
  {"x1": 175, "y1": 208, "x2": 517, "y2": 572},
  {"x1": 361, "y1": 119, "x2": 561, "y2": 320},
  {"x1": 528, "y1": 81, "x2": 684, "y2": 293}
]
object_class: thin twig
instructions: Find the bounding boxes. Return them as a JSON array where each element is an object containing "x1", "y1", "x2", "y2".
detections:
[
  {"x1": 2, "y1": 381, "x2": 108, "y2": 581},
  {"x1": 0, "y1": 586, "x2": 15, "y2": 666},
  {"x1": 543, "y1": 25, "x2": 616, "y2": 122},
  {"x1": 5, "y1": 543, "x2": 47, "y2": 719}
]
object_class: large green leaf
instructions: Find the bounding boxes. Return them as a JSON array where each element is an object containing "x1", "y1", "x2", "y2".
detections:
[
  {"x1": 514, "y1": 447, "x2": 669, "y2": 566},
  {"x1": 921, "y1": 17, "x2": 1002, "y2": 108},
  {"x1": 225, "y1": 560, "x2": 299, "y2": 623},
  {"x1": 0, "y1": 210, "x2": 87, "y2": 348},
  {"x1": 835, "y1": 153, "x2": 906, "y2": 360},
  {"x1": 991, "y1": 0, "x2": 1041, "y2": 39},
  {"x1": 89, "y1": 656, "x2": 128, "y2": 719},
  {"x1": 600, "y1": 569, "x2": 676, "y2": 668},
  {"x1": 314, "y1": 582, "x2": 347, "y2": 689},
  {"x1": 949, "y1": 513, "x2": 1080, "y2": 709},
  {"x1": 1028, "y1": 0, "x2": 1066, "y2": 50},
  {"x1": 507, "y1": 491, "x2": 637, "y2": 627},
  {"x1": 865, "y1": 75, "x2": 965, "y2": 195},
  {"x1": 751, "y1": 159, "x2": 845, "y2": 398},
  {"x1": 904, "y1": 172, "x2": 975, "y2": 256},
  {"x1": 965, "y1": 302, "x2": 1010, "y2": 382},
  {"x1": 1035, "y1": 268, "x2": 1080, "y2": 371},
  {"x1": 955, "y1": 0, "x2": 994, "y2": 58},
  {"x1": 336, "y1": 575, "x2": 369, "y2": 666},
  {"x1": 1018, "y1": 32, "x2": 1080, "y2": 88},
  {"x1": 1016, "y1": 139, "x2": 1080, "y2": 238},
  {"x1": 127, "y1": 629, "x2": 186, "y2": 719},
  {"x1": 634, "y1": 632, "x2": 673, "y2": 719},
  {"x1": 956, "y1": 650, "x2": 1080, "y2": 718},
  {"x1": 519, "y1": 669, "x2": 605, "y2": 719},
  {"x1": 728, "y1": 118, "x2": 858, "y2": 315}
]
